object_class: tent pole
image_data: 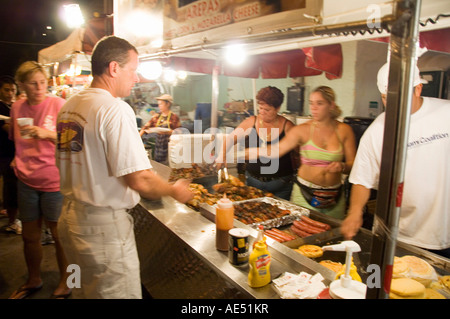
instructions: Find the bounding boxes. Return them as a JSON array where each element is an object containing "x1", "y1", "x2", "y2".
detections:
[
  {"x1": 139, "y1": 17, "x2": 394, "y2": 62},
  {"x1": 366, "y1": 0, "x2": 422, "y2": 299},
  {"x1": 252, "y1": 79, "x2": 257, "y2": 116},
  {"x1": 210, "y1": 60, "x2": 220, "y2": 129}
]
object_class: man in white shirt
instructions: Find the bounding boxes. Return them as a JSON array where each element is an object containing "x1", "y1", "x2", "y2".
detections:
[
  {"x1": 56, "y1": 36, "x2": 193, "y2": 298},
  {"x1": 341, "y1": 62, "x2": 450, "y2": 258}
]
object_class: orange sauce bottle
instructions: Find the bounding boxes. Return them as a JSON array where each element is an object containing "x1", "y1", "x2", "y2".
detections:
[{"x1": 215, "y1": 195, "x2": 234, "y2": 251}]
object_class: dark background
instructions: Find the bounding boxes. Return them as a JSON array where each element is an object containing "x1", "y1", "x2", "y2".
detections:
[{"x1": 0, "y1": 0, "x2": 106, "y2": 77}]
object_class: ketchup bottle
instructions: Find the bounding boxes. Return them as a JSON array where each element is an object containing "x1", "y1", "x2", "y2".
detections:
[{"x1": 215, "y1": 195, "x2": 234, "y2": 251}]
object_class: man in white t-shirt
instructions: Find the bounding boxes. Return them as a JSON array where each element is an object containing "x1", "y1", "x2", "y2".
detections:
[
  {"x1": 56, "y1": 36, "x2": 193, "y2": 299},
  {"x1": 341, "y1": 62, "x2": 450, "y2": 258}
]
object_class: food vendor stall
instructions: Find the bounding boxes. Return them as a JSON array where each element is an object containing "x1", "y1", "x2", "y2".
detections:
[
  {"x1": 112, "y1": 0, "x2": 450, "y2": 299},
  {"x1": 128, "y1": 160, "x2": 450, "y2": 299},
  {"x1": 37, "y1": 17, "x2": 107, "y2": 98}
]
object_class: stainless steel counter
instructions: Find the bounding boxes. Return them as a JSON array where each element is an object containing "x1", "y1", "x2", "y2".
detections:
[
  {"x1": 133, "y1": 195, "x2": 332, "y2": 299},
  {"x1": 130, "y1": 160, "x2": 449, "y2": 299}
]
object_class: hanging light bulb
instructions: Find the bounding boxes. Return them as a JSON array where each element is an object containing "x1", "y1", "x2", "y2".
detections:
[
  {"x1": 225, "y1": 44, "x2": 247, "y2": 66},
  {"x1": 163, "y1": 68, "x2": 177, "y2": 83},
  {"x1": 138, "y1": 61, "x2": 162, "y2": 80},
  {"x1": 63, "y1": 4, "x2": 85, "y2": 28},
  {"x1": 177, "y1": 71, "x2": 187, "y2": 80}
]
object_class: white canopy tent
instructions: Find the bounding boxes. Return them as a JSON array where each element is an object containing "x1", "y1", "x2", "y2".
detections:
[{"x1": 38, "y1": 28, "x2": 86, "y2": 66}]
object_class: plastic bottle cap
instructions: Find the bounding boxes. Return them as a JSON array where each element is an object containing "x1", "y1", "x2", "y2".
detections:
[
  {"x1": 254, "y1": 241, "x2": 266, "y2": 250},
  {"x1": 217, "y1": 195, "x2": 233, "y2": 209},
  {"x1": 329, "y1": 279, "x2": 367, "y2": 299}
]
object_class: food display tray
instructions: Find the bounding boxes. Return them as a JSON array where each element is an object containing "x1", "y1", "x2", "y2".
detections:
[
  {"x1": 199, "y1": 196, "x2": 310, "y2": 228},
  {"x1": 232, "y1": 197, "x2": 310, "y2": 229}
]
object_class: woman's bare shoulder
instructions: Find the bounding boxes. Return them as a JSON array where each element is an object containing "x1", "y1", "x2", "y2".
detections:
[{"x1": 237, "y1": 116, "x2": 256, "y2": 129}]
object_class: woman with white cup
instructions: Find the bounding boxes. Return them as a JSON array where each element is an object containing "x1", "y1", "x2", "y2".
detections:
[{"x1": 8, "y1": 61, "x2": 71, "y2": 299}]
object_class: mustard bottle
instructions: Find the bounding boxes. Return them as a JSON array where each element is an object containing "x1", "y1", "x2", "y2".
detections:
[{"x1": 248, "y1": 241, "x2": 271, "y2": 288}]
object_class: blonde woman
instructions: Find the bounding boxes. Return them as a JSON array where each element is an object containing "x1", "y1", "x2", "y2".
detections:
[
  {"x1": 248, "y1": 86, "x2": 356, "y2": 219},
  {"x1": 9, "y1": 61, "x2": 70, "y2": 298}
]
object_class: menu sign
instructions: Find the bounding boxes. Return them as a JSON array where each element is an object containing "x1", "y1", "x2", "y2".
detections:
[
  {"x1": 114, "y1": 0, "x2": 321, "y2": 47},
  {"x1": 164, "y1": 0, "x2": 309, "y2": 39}
]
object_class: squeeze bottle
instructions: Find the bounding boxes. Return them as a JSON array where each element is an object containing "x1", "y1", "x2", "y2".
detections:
[
  {"x1": 253, "y1": 225, "x2": 266, "y2": 248},
  {"x1": 215, "y1": 195, "x2": 234, "y2": 251},
  {"x1": 248, "y1": 241, "x2": 271, "y2": 288}
]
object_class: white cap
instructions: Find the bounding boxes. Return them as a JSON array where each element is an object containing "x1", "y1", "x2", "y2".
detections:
[{"x1": 377, "y1": 62, "x2": 427, "y2": 94}]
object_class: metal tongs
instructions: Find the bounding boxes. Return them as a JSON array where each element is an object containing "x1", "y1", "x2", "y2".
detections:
[{"x1": 217, "y1": 165, "x2": 229, "y2": 184}]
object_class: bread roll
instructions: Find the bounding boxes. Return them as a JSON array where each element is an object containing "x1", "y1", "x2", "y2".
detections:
[
  {"x1": 424, "y1": 288, "x2": 445, "y2": 299},
  {"x1": 319, "y1": 260, "x2": 343, "y2": 273},
  {"x1": 390, "y1": 278, "x2": 425, "y2": 298},
  {"x1": 401, "y1": 255, "x2": 437, "y2": 287},
  {"x1": 393, "y1": 256, "x2": 410, "y2": 278},
  {"x1": 296, "y1": 245, "x2": 323, "y2": 258}
]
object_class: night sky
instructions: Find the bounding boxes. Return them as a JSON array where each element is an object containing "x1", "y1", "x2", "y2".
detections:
[{"x1": 0, "y1": 0, "x2": 105, "y2": 77}]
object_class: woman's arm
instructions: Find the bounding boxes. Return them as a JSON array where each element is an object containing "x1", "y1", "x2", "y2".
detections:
[
  {"x1": 325, "y1": 123, "x2": 356, "y2": 174},
  {"x1": 340, "y1": 123, "x2": 356, "y2": 174},
  {"x1": 139, "y1": 118, "x2": 156, "y2": 136},
  {"x1": 24, "y1": 125, "x2": 57, "y2": 143},
  {"x1": 247, "y1": 124, "x2": 304, "y2": 161},
  {"x1": 215, "y1": 116, "x2": 254, "y2": 168}
]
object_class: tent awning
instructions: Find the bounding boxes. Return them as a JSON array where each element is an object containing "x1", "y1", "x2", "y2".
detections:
[
  {"x1": 38, "y1": 28, "x2": 85, "y2": 65},
  {"x1": 38, "y1": 17, "x2": 107, "y2": 66},
  {"x1": 370, "y1": 28, "x2": 450, "y2": 54},
  {"x1": 165, "y1": 44, "x2": 343, "y2": 79}
]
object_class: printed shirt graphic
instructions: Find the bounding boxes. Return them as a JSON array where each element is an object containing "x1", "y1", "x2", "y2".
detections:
[{"x1": 57, "y1": 119, "x2": 84, "y2": 153}]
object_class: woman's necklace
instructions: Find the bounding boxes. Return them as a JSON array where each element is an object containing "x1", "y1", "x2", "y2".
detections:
[{"x1": 259, "y1": 116, "x2": 279, "y2": 143}]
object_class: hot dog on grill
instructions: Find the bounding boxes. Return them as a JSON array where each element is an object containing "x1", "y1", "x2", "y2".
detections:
[
  {"x1": 270, "y1": 228, "x2": 296, "y2": 241},
  {"x1": 290, "y1": 225, "x2": 312, "y2": 238},
  {"x1": 264, "y1": 230, "x2": 285, "y2": 242},
  {"x1": 293, "y1": 220, "x2": 325, "y2": 234},
  {"x1": 300, "y1": 216, "x2": 331, "y2": 230}
]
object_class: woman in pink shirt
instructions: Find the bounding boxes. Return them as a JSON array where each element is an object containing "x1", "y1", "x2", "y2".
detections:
[{"x1": 8, "y1": 61, "x2": 70, "y2": 299}]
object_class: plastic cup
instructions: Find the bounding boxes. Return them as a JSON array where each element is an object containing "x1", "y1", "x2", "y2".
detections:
[{"x1": 17, "y1": 117, "x2": 34, "y2": 139}]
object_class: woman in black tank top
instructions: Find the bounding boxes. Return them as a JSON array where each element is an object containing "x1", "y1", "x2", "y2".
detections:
[{"x1": 216, "y1": 86, "x2": 298, "y2": 200}]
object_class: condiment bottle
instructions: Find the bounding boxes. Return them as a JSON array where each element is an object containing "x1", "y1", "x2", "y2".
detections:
[
  {"x1": 253, "y1": 225, "x2": 266, "y2": 248},
  {"x1": 248, "y1": 241, "x2": 271, "y2": 288},
  {"x1": 215, "y1": 195, "x2": 234, "y2": 251},
  {"x1": 335, "y1": 259, "x2": 362, "y2": 282}
]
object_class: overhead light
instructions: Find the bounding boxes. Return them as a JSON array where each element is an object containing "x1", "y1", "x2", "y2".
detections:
[
  {"x1": 138, "y1": 61, "x2": 162, "y2": 80},
  {"x1": 177, "y1": 71, "x2": 187, "y2": 80},
  {"x1": 150, "y1": 38, "x2": 164, "y2": 49},
  {"x1": 225, "y1": 44, "x2": 247, "y2": 66},
  {"x1": 63, "y1": 4, "x2": 85, "y2": 28},
  {"x1": 125, "y1": 10, "x2": 163, "y2": 38},
  {"x1": 163, "y1": 69, "x2": 177, "y2": 83}
]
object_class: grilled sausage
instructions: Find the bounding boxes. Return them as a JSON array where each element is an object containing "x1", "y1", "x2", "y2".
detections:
[
  {"x1": 300, "y1": 215, "x2": 331, "y2": 230},
  {"x1": 290, "y1": 225, "x2": 312, "y2": 238},
  {"x1": 293, "y1": 220, "x2": 325, "y2": 234}
]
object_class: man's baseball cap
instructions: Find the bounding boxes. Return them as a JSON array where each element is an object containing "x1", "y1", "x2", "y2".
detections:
[
  {"x1": 156, "y1": 94, "x2": 173, "y2": 103},
  {"x1": 377, "y1": 62, "x2": 427, "y2": 94}
]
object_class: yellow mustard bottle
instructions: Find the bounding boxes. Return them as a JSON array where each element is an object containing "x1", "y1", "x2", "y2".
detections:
[{"x1": 248, "y1": 241, "x2": 271, "y2": 288}]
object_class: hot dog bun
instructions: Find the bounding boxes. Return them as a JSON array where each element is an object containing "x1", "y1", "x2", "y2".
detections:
[{"x1": 296, "y1": 245, "x2": 323, "y2": 258}]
